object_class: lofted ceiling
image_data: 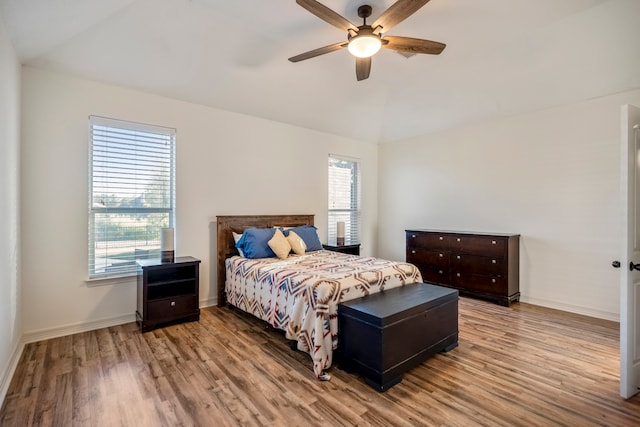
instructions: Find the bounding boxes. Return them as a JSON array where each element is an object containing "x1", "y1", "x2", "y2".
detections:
[{"x1": 1, "y1": 0, "x2": 639, "y2": 143}]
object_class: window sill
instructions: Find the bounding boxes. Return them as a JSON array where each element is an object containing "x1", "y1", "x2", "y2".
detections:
[{"x1": 86, "y1": 273, "x2": 136, "y2": 287}]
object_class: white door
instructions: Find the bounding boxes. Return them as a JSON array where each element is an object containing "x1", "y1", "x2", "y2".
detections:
[{"x1": 620, "y1": 104, "x2": 640, "y2": 399}]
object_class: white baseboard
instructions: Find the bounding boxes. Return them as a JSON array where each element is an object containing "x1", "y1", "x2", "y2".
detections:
[
  {"x1": 521, "y1": 295, "x2": 619, "y2": 322},
  {"x1": 0, "y1": 339, "x2": 25, "y2": 407},
  {"x1": 23, "y1": 298, "x2": 222, "y2": 345},
  {"x1": 200, "y1": 297, "x2": 217, "y2": 308},
  {"x1": 22, "y1": 313, "x2": 136, "y2": 344}
]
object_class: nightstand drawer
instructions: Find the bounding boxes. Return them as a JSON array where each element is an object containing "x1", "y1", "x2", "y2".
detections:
[{"x1": 147, "y1": 295, "x2": 198, "y2": 322}]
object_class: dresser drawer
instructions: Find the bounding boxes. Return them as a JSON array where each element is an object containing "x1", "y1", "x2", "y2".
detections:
[
  {"x1": 406, "y1": 232, "x2": 451, "y2": 250},
  {"x1": 450, "y1": 235, "x2": 506, "y2": 256},
  {"x1": 414, "y1": 263, "x2": 450, "y2": 285},
  {"x1": 450, "y1": 254, "x2": 504, "y2": 275},
  {"x1": 451, "y1": 272, "x2": 504, "y2": 294},
  {"x1": 147, "y1": 295, "x2": 198, "y2": 321},
  {"x1": 407, "y1": 249, "x2": 450, "y2": 267}
]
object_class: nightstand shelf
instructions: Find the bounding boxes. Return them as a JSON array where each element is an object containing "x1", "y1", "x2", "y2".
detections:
[{"x1": 136, "y1": 256, "x2": 200, "y2": 332}]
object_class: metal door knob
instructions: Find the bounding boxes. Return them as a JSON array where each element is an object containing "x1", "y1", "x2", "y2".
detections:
[
  {"x1": 612, "y1": 260, "x2": 621, "y2": 268},
  {"x1": 630, "y1": 262, "x2": 640, "y2": 271}
]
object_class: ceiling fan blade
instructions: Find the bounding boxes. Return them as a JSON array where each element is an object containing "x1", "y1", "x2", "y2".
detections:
[
  {"x1": 355, "y1": 57, "x2": 371, "y2": 81},
  {"x1": 296, "y1": 0, "x2": 358, "y2": 32},
  {"x1": 372, "y1": 0, "x2": 431, "y2": 33},
  {"x1": 382, "y1": 35, "x2": 445, "y2": 55},
  {"x1": 288, "y1": 41, "x2": 348, "y2": 62}
]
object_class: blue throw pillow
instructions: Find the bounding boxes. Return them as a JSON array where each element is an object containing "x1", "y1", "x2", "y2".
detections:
[
  {"x1": 236, "y1": 227, "x2": 276, "y2": 259},
  {"x1": 285, "y1": 225, "x2": 323, "y2": 251}
]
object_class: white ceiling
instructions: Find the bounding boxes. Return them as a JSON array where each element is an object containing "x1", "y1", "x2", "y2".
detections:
[{"x1": 1, "y1": 0, "x2": 639, "y2": 143}]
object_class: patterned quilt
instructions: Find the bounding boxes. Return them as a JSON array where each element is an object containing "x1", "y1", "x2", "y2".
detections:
[{"x1": 225, "y1": 250, "x2": 422, "y2": 379}]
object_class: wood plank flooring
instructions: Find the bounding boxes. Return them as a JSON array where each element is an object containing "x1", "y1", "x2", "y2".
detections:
[{"x1": 2, "y1": 297, "x2": 639, "y2": 426}]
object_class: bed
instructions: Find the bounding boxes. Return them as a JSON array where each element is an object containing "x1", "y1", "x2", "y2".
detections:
[{"x1": 215, "y1": 214, "x2": 423, "y2": 380}]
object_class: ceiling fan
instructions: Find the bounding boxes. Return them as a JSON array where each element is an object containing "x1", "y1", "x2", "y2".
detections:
[{"x1": 288, "y1": 0, "x2": 446, "y2": 81}]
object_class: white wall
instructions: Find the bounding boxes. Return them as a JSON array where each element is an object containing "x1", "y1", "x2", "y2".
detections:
[
  {"x1": 20, "y1": 66, "x2": 378, "y2": 337},
  {"x1": 0, "y1": 16, "x2": 22, "y2": 401},
  {"x1": 378, "y1": 89, "x2": 640, "y2": 320}
]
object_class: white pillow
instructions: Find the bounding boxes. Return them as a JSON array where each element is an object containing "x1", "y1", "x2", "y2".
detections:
[
  {"x1": 268, "y1": 228, "x2": 292, "y2": 259},
  {"x1": 286, "y1": 231, "x2": 307, "y2": 255},
  {"x1": 233, "y1": 232, "x2": 245, "y2": 257}
]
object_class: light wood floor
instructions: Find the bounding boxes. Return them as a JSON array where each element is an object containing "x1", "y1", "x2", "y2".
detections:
[{"x1": 2, "y1": 297, "x2": 639, "y2": 426}]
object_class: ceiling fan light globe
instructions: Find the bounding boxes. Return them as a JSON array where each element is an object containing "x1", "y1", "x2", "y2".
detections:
[{"x1": 348, "y1": 35, "x2": 382, "y2": 58}]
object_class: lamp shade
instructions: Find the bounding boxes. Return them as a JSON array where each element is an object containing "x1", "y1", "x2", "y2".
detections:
[
  {"x1": 348, "y1": 34, "x2": 382, "y2": 58},
  {"x1": 160, "y1": 227, "x2": 175, "y2": 263}
]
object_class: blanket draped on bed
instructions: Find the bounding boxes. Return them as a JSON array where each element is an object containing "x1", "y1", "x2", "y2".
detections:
[{"x1": 225, "y1": 250, "x2": 422, "y2": 379}]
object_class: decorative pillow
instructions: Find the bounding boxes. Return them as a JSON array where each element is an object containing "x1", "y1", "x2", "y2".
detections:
[
  {"x1": 235, "y1": 227, "x2": 276, "y2": 259},
  {"x1": 286, "y1": 225, "x2": 323, "y2": 251},
  {"x1": 232, "y1": 232, "x2": 245, "y2": 257},
  {"x1": 286, "y1": 231, "x2": 307, "y2": 255},
  {"x1": 268, "y1": 228, "x2": 292, "y2": 259}
]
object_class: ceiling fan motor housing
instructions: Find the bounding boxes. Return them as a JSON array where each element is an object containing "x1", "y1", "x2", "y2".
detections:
[{"x1": 358, "y1": 5, "x2": 373, "y2": 20}]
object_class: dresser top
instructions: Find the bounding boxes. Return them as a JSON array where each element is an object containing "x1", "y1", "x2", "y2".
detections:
[{"x1": 406, "y1": 229, "x2": 519, "y2": 238}]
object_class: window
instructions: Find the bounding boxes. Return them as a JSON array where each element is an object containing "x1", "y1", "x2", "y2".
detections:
[
  {"x1": 88, "y1": 116, "x2": 176, "y2": 279},
  {"x1": 328, "y1": 155, "x2": 361, "y2": 244}
]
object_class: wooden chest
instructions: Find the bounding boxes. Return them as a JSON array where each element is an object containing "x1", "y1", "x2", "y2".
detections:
[
  {"x1": 406, "y1": 229, "x2": 520, "y2": 306},
  {"x1": 338, "y1": 283, "x2": 459, "y2": 391}
]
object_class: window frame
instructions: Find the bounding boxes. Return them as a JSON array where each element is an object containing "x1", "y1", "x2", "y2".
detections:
[{"x1": 87, "y1": 116, "x2": 176, "y2": 281}]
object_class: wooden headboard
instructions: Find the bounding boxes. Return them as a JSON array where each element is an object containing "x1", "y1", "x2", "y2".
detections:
[{"x1": 215, "y1": 214, "x2": 315, "y2": 306}]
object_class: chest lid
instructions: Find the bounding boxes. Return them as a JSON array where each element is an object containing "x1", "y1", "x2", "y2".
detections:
[{"x1": 339, "y1": 283, "x2": 458, "y2": 327}]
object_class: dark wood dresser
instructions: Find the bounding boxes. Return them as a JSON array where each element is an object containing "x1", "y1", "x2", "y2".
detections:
[{"x1": 406, "y1": 230, "x2": 520, "y2": 306}]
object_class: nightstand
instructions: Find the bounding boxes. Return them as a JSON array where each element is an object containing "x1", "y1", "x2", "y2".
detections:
[
  {"x1": 322, "y1": 242, "x2": 361, "y2": 256},
  {"x1": 136, "y1": 256, "x2": 200, "y2": 332}
]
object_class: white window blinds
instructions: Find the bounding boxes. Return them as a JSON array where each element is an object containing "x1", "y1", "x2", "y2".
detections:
[
  {"x1": 328, "y1": 155, "x2": 361, "y2": 244},
  {"x1": 88, "y1": 116, "x2": 176, "y2": 279}
]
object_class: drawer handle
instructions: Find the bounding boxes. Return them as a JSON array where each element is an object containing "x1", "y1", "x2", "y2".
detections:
[
  {"x1": 439, "y1": 236, "x2": 444, "y2": 240},
  {"x1": 412, "y1": 250, "x2": 416, "y2": 254},
  {"x1": 492, "y1": 240, "x2": 496, "y2": 244},
  {"x1": 412, "y1": 234, "x2": 416, "y2": 238},
  {"x1": 439, "y1": 253, "x2": 444, "y2": 257},
  {"x1": 439, "y1": 270, "x2": 444, "y2": 274},
  {"x1": 456, "y1": 273, "x2": 461, "y2": 277},
  {"x1": 491, "y1": 279, "x2": 496, "y2": 283},
  {"x1": 456, "y1": 255, "x2": 461, "y2": 260},
  {"x1": 492, "y1": 259, "x2": 497, "y2": 264},
  {"x1": 171, "y1": 301, "x2": 176, "y2": 307},
  {"x1": 457, "y1": 238, "x2": 461, "y2": 242}
]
